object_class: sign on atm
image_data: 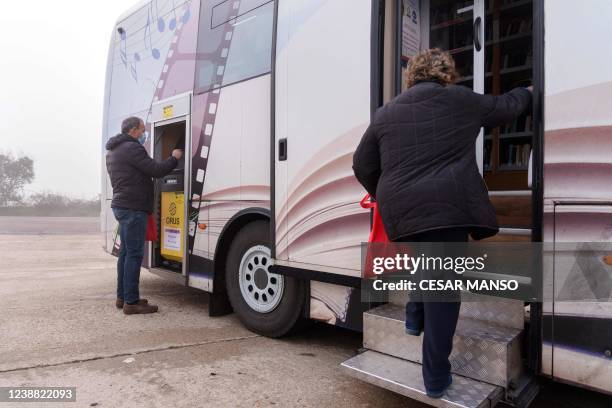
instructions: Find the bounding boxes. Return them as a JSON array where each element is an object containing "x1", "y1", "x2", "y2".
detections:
[{"x1": 163, "y1": 105, "x2": 174, "y2": 118}]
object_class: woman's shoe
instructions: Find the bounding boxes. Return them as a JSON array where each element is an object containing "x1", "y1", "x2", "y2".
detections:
[
  {"x1": 425, "y1": 374, "x2": 452, "y2": 399},
  {"x1": 405, "y1": 325, "x2": 422, "y2": 336}
]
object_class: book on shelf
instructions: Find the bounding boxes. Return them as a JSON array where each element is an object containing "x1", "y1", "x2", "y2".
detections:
[
  {"x1": 504, "y1": 143, "x2": 531, "y2": 168},
  {"x1": 524, "y1": 49, "x2": 533, "y2": 66},
  {"x1": 499, "y1": 115, "x2": 532, "y2": 135},
  {"x1": 486, "y1": 26, "x2": 493, "y2": 41},
  {"x1": 517, "y1": 18, "x2": 533, "y2": 34},
  {"x1": 522, "y1": 144, "x2": 531, "y2": 166},
  {"x1": 515, "y1": 145, "x2": 521, "y2": 166},
  {"x1": 507, "y1": 144, "x2": 515, "y2": 166},
  {"x1": 483, "y1": 142, "x2": 492, "y2": 169},
  {"x1": 496, "y1": 49, "x2": 532, "y2": 70},
  {"x1": 509, "y1": 18, "x2": 521, "y2": 36}
]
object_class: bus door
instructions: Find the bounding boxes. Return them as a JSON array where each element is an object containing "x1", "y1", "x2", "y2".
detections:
[
  {"x1": 148, "y1": 93, "x2": 192, "y2": 285},
  {"x1": 273, "y1": 0, "x2": 372, "y2": 273}
]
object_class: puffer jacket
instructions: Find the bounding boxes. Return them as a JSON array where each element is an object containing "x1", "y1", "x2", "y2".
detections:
[
  {"x1": 353, "y1": 81, "x2": 531, "y2": 241},
  {"x1": 105, "y1": 133, "x2": 178, "y2": 213}
]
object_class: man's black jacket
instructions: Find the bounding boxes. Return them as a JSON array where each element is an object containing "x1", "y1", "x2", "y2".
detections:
[
  {"x1": 106, "y1": 133, "x2": 178, "y2": 213},
  {"x1": 353, "y1": 82, "x2": 531, "y2": 241}
]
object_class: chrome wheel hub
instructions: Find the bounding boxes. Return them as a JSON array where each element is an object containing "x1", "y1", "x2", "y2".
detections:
[{"x1": 238, "y1": 245, "x2": 284, "y2": 313}]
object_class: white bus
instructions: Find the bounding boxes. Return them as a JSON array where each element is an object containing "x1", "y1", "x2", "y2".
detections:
[{"x1": 102, "y1": 0, "x2": 612, "y2": 406}]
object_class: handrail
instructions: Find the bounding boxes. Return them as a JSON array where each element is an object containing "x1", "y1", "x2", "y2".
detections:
[
  {"x1": 499, "y1": 228, "x2": 532, "y2": 236},
  {"x1": 489, "y1": 190, "x2": 532, "y2": 197}
]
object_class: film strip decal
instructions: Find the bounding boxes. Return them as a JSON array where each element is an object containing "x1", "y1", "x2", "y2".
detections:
[
  {"x1": 143, "y1": 0, "x2": 194, "y2": 139},
  {"x1": 188, "y1": 0, "x2": 242, "y2": 252}
]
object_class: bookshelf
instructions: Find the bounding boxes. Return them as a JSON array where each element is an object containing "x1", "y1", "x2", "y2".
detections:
[
  {"x1": 427, "y1": 0, "x2": 533, "y2": 190},
  {"x1": 483, "y1": 0, "x2": 533, "y2": 190}
]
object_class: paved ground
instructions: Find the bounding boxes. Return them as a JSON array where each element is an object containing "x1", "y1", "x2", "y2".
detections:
[
  {"x1": 0, "y1": 216, "x2": 99, "y2": 235},
  {"x1": 0, "y1": 217, "x2": 610, "y2": 408}
]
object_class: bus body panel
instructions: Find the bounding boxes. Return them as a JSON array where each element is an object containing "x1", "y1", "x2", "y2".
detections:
[
  {"x1": 274, "y1": 0, "x2": 371, "y2": 273},
  {"x1": 543, "y1": 0, "x2": 612, "y2": 393}
]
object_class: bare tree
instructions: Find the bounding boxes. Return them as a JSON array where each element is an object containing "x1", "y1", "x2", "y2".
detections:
[{"x1": 0, "y1": 152, "x2": 34, "y2": 206}]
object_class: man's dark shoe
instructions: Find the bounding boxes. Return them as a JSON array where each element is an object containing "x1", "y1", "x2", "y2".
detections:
[
  {"x1": 123, "y1": 302, "x2": 158, "y2": 315},
  {"x1": 116, "y1": 298, "x2": 148, "y2": 309}
]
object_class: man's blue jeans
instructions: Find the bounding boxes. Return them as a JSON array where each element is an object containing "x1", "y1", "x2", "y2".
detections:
[{"x1": 112, "y1": 207, "x2": 148, "y2": 304}]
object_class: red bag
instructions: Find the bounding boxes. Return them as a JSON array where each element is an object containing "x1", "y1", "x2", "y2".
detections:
[
  {"x1": 360, "y1": 195, "x2": 410, "y2": 279},
  {"x1": 145, "y1": 214, "x2": 158, "y2": 242},
  {"x1": 360, "y1": 194, "x2": 389, "y2": 243},
  {"x1": 361, "y1": 194, "x2": 391, "y2": 279}
]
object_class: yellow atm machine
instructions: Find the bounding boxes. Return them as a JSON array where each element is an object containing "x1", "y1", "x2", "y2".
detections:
[{"x1": 160, "y1": 169, "x2": 184, "y2": 264}]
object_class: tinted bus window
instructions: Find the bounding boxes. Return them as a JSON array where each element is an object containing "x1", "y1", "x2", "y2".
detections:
[{"x1": 196, "y1": 0, "x2": 273, "y2": 93}]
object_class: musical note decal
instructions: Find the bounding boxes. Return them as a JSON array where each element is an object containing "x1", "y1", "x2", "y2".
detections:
[
  {"x1": 155, "y1": 0, "x2": 165, "y2": 32},
  {"x1": 119, "y1": 29, "x2": 127, "y2": 67},
  {"x1": 144, "y1": 9, "x2": 161, "y2": 60},
  {"x1": 116, "y1": 0, "x2": 196, "y2": 82},
  {"x1": 168, "y1": 0, "x2": 177, "y2": 31}
]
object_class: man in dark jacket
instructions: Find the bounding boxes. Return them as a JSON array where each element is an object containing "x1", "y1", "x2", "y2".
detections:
[{"x1": 106, "y1": 116, "x2": 182, "y2": 315}]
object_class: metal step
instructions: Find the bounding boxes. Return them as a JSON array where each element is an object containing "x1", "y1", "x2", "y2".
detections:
[
  {"x1": 388, "y1": 291, "x2": 525, "y2": 330},
  {"x1": 341, "y1": 350, "x2": 503, "y2": 408},
  {"x1": 458, "y1": 293, "x2": 525, "y2": 330},
  {"x1": 363, "y1": 304, "x2": 522, "y2": 387}
]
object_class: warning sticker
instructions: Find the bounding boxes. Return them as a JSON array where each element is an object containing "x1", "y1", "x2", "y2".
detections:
[{"x1": 164, "y1": 228, "x2": 181, "y2": 251}]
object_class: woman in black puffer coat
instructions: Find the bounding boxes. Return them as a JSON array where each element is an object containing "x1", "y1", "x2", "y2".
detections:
[{"x1": 352, "y1": 48, "x2": 531, "y2": 398}]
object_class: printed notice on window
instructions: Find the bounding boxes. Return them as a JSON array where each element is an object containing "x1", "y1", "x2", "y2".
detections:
[
  {"x1": 402, "y1": 0, "x2": 421, "y2": 59},
  {"x1": 164, "y1": 228, "x2": 181, "y2": 251}
]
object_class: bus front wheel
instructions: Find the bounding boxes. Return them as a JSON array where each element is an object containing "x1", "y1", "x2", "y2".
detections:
[{"x1": 225, "y1": 220, "x2": 306, "y2": 337}]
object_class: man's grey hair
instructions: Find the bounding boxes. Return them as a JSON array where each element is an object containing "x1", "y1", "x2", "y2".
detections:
[{"x1": 121, "y1": 116, "x2": 143, "y2": 134}]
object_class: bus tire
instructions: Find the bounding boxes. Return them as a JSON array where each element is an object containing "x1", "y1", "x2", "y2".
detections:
[{"x1": 225, "y1": 220, "x2": 306, "y2": 338}]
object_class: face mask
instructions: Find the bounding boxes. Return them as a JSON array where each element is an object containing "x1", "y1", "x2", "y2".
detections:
[{"x1": 138, "y1": 131, "x2": 149, "y2": 145}]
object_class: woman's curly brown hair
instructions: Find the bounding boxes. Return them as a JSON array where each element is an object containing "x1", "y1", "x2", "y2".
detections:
[{"x1": 404, "y1": 48, "x2": 458, "y2": 88}]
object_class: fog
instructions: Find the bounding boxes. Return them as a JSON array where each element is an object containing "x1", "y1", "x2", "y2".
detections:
[{"x1": 0, "y1": 0, "x2": 140, "y2": 198}]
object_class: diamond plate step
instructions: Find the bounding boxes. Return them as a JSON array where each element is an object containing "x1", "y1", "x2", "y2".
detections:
[
  {"x1": 341, "y1": 350, "x2": 503, "y2": 408},
  {"x1": 388, "y1": 291, "x2": 525, "y2": 330},
  {"x1": 363, "y1": 304, "x2": 522, "y2": 387}
]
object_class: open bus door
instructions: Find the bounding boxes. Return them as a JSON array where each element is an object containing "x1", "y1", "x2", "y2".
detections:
[{"x1": 147, "y1": 93, "x2": 192, "y2": 286}]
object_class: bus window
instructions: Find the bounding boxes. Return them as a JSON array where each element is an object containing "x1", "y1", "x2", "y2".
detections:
[{"x1": 195, "y1": 0, "x2": 274, "y2": 94}]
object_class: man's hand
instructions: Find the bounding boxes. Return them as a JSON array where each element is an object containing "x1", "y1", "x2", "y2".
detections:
[
  {"x1": 172, "y1": 149, "x2": 183, "y2": 160},
  {"x1": 526, "y1": 85, "x2": 533, "y2": 92}
]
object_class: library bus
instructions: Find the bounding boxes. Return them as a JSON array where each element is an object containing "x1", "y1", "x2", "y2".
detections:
[{"x1": 101, "y1": 0, "x2": 612, "y2": 406}]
